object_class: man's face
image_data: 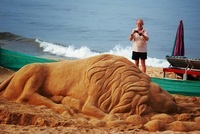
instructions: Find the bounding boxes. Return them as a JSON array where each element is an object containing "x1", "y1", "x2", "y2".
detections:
[{"x1": 136, "y1": 20, "x2": 143, "y2": 29}]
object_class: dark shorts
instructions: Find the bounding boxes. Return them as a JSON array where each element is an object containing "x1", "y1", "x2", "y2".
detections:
[{"x1": 132, "y1": 51, "x2": 147, "y2": 60}]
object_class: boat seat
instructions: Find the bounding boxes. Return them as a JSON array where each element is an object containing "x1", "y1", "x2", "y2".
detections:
[
  {"x1": 186, "y1": 59, "x2": 200, "y2": 78},
  {"x1": 166, "y1": 56, "x2": 189, "y2": 68},
  {"x1": 188, "y1": 59, "x2": 200, "y2": 70},
  {"x1": 163, "y1": 56, "x2": 189, "y2": 80}
]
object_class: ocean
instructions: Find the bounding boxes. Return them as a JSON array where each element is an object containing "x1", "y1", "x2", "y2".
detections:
[{"x1": 0, "y1": 0, "x2": 200, "y2": 67}]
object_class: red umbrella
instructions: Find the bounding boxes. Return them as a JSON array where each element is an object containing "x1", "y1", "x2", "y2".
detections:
[{"x1": 172, "y1": 20, "x2": 185, "y2": 56}]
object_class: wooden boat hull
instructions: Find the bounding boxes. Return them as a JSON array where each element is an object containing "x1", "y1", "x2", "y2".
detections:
[
  {"x1": 0, "y1": 48, "x2": 57, "y2": 71},
  {"x1": 151, "y1": 77, "x2": 200, "y2": 97}
]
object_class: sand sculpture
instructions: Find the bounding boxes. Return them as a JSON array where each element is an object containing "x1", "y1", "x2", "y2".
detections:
[{"x1": 0, "y1": 54, "x2": 200, "y2": 132}]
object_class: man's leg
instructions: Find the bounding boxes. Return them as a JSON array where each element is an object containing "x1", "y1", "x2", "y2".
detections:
[
  {"x1": 132, "y1": 51, "x2": 139, "y2": 68},
  {"x1": 141, "y1": 59, "x2": 146, "y2": 73},
  {"x1": 134, "y1": 60, "x2": 139, "y2": 67}
]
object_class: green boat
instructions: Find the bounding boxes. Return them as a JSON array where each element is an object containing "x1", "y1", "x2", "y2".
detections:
[
  {"x1": 151, "y1": 77, "x2": 200, "y2": 97},
  {"x1": 0, "y1": 48, "x2": 200, "y2": 97},
  {"x1": 0, "y1": 47, "x2": 57, "y2": 71}
]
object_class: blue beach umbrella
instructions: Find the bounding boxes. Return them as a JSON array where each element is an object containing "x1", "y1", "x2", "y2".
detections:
[{"x1": 172, "y1": 20, "x2": 185, "y2": 56}]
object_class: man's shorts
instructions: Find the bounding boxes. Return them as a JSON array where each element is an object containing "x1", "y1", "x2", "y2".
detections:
[{"x1": 132, "y1": 51, "x2": 147, "y2": 60}]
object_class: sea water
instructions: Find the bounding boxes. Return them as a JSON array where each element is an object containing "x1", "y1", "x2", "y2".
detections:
[{"x1": 0, "y1": 0, "x2": 200, "y2": 67}]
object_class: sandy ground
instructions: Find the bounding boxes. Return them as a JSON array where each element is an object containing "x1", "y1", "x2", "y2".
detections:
[{"x1": 0, "y1": 66, "x2": 200, "y2": 134}]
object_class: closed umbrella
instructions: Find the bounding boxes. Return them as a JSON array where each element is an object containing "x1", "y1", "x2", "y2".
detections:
[{"x1": 172, "y1": 20, "x2": 185, "y2": 56}]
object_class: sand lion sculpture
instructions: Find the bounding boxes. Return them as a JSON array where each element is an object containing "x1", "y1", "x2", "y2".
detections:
[{"x1": 2, "y1": 54, "x2": 199, "y2": 131}]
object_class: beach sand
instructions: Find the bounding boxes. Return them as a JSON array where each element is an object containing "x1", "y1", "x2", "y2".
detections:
[{"x1": 0, "y1": 66, "x2": 199, "y2": 134}]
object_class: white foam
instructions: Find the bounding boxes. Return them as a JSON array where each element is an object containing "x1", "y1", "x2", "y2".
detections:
[
  {"x1": 106, "y1": 45, "x2": 169, "y2": 67},
  {"x1": 36, "y1": 39, "x2": 99, "y2": 58},
  {"x1": 36, "y1": 39, "x2": 169, "y2": 68}
]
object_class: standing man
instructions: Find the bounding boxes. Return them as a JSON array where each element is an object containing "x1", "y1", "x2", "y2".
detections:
[{"x1": 129, "y1": 19, "x2": 149, "y2": 73}]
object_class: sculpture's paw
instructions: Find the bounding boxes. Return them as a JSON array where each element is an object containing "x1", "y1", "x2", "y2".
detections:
[
  {"x1": 53, "y1": 104, "x2": 78, "y2": 117},
  {"x1": 103, "y1": 113, "x2": 119, "y2": 122}
]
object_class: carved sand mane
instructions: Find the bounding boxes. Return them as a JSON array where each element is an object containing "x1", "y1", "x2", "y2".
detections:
[{"x1": 0, "y1": 54, "x2": 177, "y2": 120}]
